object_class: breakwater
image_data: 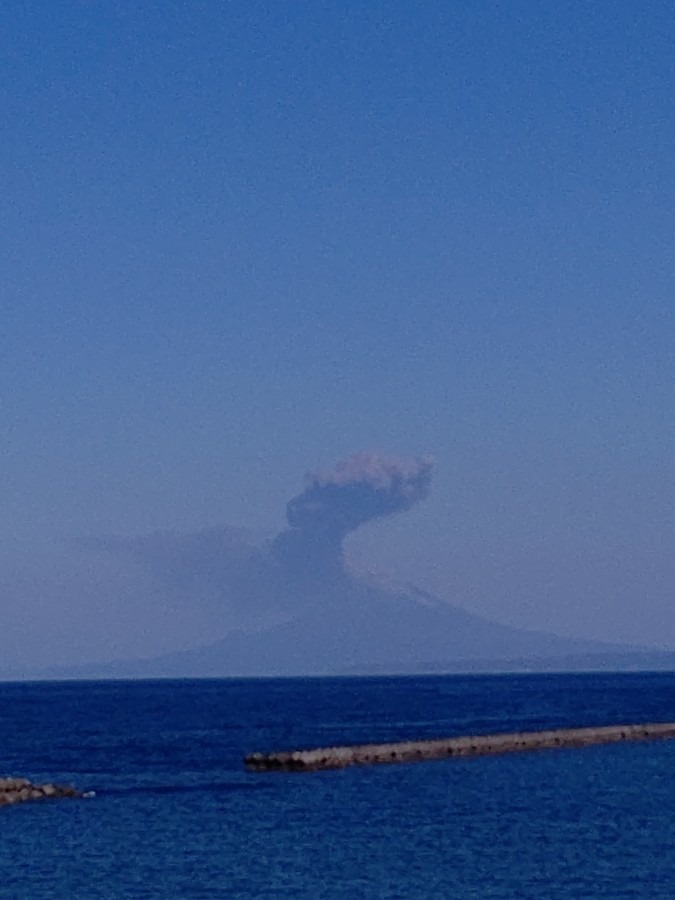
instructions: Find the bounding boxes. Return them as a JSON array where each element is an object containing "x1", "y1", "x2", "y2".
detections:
[
  {"x1": 245, "y1": 721, "x2": 675, "y2": 772},
  {"x1": 0, "y1": 777, "x2": 86, "y2": 807}
]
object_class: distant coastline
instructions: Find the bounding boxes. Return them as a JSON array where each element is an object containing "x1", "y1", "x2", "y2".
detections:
[{"x1": 5, "y1": 646, "x2": 675, "y2": 683}]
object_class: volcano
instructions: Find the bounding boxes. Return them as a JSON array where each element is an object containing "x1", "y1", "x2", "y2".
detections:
[{"x1": 27, "y1": 452, "x2": 672, "y2": 680}]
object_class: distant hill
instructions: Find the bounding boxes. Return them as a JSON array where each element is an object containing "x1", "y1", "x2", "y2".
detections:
[
  {"x1": 11, "y1": 453, "x2": 674, "y2": 681},
  {"x1": 30, "y1": 579, "x2": 675, "y2": 680}
]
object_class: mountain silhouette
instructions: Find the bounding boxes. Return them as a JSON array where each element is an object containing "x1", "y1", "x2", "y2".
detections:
[{"x1": 20, "y1": 453, "x2": 674, "y2": 680}]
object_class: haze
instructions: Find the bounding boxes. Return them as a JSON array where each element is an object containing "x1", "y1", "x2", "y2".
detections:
[{"x1": 3, "y1": 1, "x2": 675, "y2": 672}]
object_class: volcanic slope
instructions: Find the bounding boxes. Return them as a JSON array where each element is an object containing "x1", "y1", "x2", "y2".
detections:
[{"x1": 37, "y1": 452, "x2": 666, "y2": 679}]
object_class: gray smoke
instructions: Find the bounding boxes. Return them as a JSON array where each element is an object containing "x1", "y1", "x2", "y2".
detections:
[
  {"x1": 275, "y1": 453, "x2": 434, "y2": 574},
  {"x1": 0, "y1": 453, "x2": 435, "y2": 673},
  {"x1": 287, "y1": 453, "x2": 434, "y2": 536}
]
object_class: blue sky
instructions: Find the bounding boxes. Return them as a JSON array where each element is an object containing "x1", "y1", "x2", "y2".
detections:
[{"x1": 2, "y1": 1, "x2": 675, "y2": 663}]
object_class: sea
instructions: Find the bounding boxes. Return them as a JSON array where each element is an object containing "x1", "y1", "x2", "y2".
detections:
[{"x1": 2, "y1": 672, "x2": 675, "y2": 899}]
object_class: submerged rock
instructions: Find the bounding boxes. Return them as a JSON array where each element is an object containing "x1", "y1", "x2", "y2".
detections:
[{"x1": 0, "y1": 777, "x2": 86, "y2": 807}]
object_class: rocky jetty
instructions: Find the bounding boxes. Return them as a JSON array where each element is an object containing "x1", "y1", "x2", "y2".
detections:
[
  {"x1": 0, "y1": 777, "x2": 85, "y2": 807},
  {"x1": 246, "y1": 721, "x2": 675, "y2": 772}
]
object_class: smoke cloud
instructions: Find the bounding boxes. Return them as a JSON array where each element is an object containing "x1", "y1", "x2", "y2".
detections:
[
  {"x1": 287, "y1": 453, "x2": 435, "y2": 536},
  {"x1": 274, "y1": 453, "x2": 434, "y2": 575},
  {"x1": 0, "y1": 452, "x2": 436, "y2": 673}
]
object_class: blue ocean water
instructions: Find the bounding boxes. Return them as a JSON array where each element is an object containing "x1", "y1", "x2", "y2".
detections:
[{"x1": 2, "y1": 672, "x2": 675, "y2": 898}]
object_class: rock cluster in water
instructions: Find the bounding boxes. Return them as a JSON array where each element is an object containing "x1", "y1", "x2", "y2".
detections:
[{"x1": 0, "y1": 777, "x2": 85, "y2": 807}]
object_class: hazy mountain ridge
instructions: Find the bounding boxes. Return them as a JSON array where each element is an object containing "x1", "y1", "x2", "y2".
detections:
[
  {"x1": 9, "y1": 453, "x2": 674, "y2": 681},
  {"x1": 27, "y1": 577, "x2": 669, "y2": 681}
]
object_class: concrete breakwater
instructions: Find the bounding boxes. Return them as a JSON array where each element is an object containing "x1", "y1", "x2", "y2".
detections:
[
  {"x1": 245, "y1": 721, "x2": 675, "y2": 772},
  {"x1": 0, "y1": 777, "x2": 86, "y2": 807}
]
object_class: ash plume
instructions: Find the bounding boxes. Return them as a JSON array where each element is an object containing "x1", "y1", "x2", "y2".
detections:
[{"x1": 274, "y1": 453, "x2": 434, "y2": 574}]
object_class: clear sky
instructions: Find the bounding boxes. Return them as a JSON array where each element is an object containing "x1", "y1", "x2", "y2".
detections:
[{"x1": 3, "y1": 0, "x2": 675, "y2": 666}]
